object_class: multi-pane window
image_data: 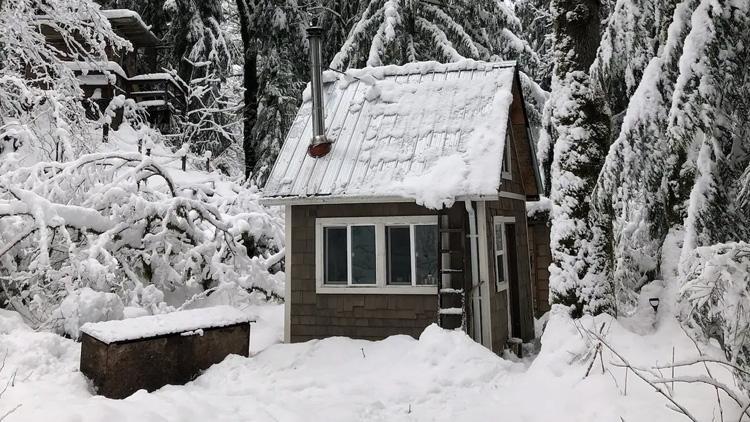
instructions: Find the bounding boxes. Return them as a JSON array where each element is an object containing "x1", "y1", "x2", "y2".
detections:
[
  {"x1": 323, "y1": 225, "x2": 377, "y2": 285},
  {"x1": 317, "y1": 217, "x2": 438, "y2": 290},
  {"x1": 386, "y1": 224, "x2": 438, "y2": 286}
]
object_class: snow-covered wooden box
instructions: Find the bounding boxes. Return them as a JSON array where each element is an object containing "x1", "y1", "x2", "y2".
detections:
[{"x1": 79, "y1": 306, "x2": 252, "y2": 399}]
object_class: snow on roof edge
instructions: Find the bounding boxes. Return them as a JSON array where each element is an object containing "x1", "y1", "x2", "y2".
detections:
[{"x1": 340, "y1": 59, "x2": 517, "y2": 79}]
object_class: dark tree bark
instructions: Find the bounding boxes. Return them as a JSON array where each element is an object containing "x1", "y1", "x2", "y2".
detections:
[
  {"x1": 551, "y1": 0, "x2": 602, "y2": 76},
  {"x1": 236, "y1": 0, "x2": 259, "y2": 181}
]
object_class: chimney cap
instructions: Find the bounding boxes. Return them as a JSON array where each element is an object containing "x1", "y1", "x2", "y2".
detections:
[{"x1": 306, "y1": 25, "x2": 324, "y2": 38}]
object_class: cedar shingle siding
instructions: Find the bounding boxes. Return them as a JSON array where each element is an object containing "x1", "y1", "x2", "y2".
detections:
[
  {"x1": 528, "y1": 216, "x2": 552, "y2": 317},
  {"x1": 289, "y1": 202, "x2": 447, "y2": 342}
]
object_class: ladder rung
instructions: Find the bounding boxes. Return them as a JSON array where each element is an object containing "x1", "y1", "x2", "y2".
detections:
[
  {"x1": 439, "y1": 249, "x2": 462, "y2": 254},
  {"x1": 438, "y1": 307, "x2": 464, "y2": 315},
  {"x1": 440, "y1": 288, "x2": 464, "y2": 294},
  {"x1": 440, "y1": 269, "x2": 464, "y2": 274}
]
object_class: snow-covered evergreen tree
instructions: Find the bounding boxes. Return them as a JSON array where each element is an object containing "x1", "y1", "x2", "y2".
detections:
[
  {"x1": 240, "y1": 0, "x2": 309, "y2": 182},
  {"x1": 590, "y1": 0, "x2": 697, "y2": 311},
  {"x1": 545, "y1": 0, "x2": 612, "y2": 316},
  {"x1": 669, "y1": 0, "x2": 750, "y2": 260},
  {"x1": 167, "y1": 0, "x2": 238, "y2": 157}
]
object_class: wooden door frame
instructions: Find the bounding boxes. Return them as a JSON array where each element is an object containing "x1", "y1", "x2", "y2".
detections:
[{"x1": 475, "y1": 202, "x2": 493, "y2": 349}]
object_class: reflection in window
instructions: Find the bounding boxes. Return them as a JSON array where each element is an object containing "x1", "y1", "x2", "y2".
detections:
[
  {"x1": 387, "y1": 226, "x2": 412, "y2": 285},
  {"x1": 324, "y1": 227, "x2": 347, "y2": 284},
  {"x1": 415, "y1": 225, "x2": 438, "y2": 285},
  {"x1": 351, "y1": 225, "x2": 376, "y2": 284}
]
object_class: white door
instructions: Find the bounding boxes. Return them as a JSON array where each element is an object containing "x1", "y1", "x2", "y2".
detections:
[{"x1": 468, "y1": 202, "x2": 493, "y2": 349}]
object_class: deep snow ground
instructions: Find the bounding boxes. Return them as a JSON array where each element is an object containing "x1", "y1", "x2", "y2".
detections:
[{"x1": 0, "y1": 292, "x2": 745, "y2": 422}]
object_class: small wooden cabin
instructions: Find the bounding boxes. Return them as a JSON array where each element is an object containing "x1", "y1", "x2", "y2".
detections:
[
  {"x1": 41, "y1": 9, "x2": 186, "y2": 134},
  {"x1": 261, "y1": 30, "x2": 545, "y2": 355}
]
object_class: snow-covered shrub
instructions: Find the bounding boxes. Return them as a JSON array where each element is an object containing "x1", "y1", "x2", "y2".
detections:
[
  {"x1": 53, "y1": 287, "x2": 124, "y2": 339},
  {"x1": 0, "y1": 151, "x2": 285, "y2": 330},
  {"x1": 679, "y1": 242, "x2": 750, "y2": 392}
]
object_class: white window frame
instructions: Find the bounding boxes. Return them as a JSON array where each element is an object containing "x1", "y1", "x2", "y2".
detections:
[
  {"x1": 501, "y1": 123, "x2": 513, "y2": 180},
  {"x1": 493, "y1": 216, "x2": 515, "y2": 292},
  {"x1": 315, "y1": 216, "x2": 439, "y2": 294}
]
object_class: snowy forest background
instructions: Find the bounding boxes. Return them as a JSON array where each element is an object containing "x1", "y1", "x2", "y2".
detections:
[{"x1": 2, "y1": 0, "x2": 750, "y2": 398}]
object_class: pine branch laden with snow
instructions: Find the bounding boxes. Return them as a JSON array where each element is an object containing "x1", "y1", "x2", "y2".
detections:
[
  {"x1": 590, "y1": 0, "x2": 680, "y2": 118},
  {"x1": 680, "y1": 242, "x2": 750, "y2": 394},
  {"x1": 0, "y1": 152, "x2": 285, "y2": 337},
  {"x1": 0, "y1": 0, "x2": 133, "y2": 160},
  {"x1": 588, "y1": 0, "x2": 699, "y2": 313},
  {"x1": 512, "y1": 0, "x2": 553, "y2": 88},
  {"x1": 669, "y1": 0, "x2": 750, "y2": 262},
  {"x1": 329, "y1": 0, "x2": 540, "y2": 75}
]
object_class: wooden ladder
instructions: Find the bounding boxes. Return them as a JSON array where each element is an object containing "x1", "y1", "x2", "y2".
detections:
[{"x1": 437, "y1": 207, "x2": 467, "y2": 330}]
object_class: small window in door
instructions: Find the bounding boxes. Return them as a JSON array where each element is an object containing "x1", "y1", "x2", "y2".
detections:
[{"x1": 494, "y1": 222, "x2": 509, "y2": 292}]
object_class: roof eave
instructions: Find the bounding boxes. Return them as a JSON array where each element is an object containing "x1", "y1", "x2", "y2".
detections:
[{"x1": 259, "y1": 192, "x2": 527, "y2": 207}]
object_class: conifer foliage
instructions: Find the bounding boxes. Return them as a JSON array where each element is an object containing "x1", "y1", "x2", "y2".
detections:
[
  {"x1": 329, "y1": 0, "x2": 539, "y2": 74},
  {"x1": 545, "y1": 0, "x2": 611, "y2": 316}
]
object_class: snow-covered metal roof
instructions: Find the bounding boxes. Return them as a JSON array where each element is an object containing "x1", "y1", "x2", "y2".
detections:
[{"x1": 262, "y1": 60, "x2": 518, "y2": 209}]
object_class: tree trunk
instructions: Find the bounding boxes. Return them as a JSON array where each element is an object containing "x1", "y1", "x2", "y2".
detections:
[
  {"x1": 551, "y1": 0, "x2": 601, "y2": 76},
  {"x1": 547, "y1": 0, "x2": 612, "y2": 316},
  {"x1": 236, "y1": 0, "x2": 259, "y2": 181}
]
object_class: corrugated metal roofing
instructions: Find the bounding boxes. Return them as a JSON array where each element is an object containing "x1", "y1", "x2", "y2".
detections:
[{"x1": 262, "y1": 60, "x2": 517, "y2": 207}]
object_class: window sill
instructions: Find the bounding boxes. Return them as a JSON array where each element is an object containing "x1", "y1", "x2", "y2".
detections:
[{"x1": 316, "y1": 285, "x2": 438, "y2": 295}]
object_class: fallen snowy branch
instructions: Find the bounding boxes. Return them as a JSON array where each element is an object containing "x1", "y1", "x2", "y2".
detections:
[{"x1": 585, "y1": 328, "x2": 699, "y2": 422}]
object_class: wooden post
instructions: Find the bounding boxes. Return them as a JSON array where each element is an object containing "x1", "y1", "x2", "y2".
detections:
[
  {"x1": 138, "y1": 138, "x2": 143, "y2": 153},
  {"x1": 181, "y1": 155, "x2": 187, "y2": 171}
]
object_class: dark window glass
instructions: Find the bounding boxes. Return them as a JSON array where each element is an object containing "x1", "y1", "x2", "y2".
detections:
[
  {"x1": 496, "y1": 255, "x2": 505, "y2": 283},
  {"x1": 324, "y1": 227, "x2": 347, "y2": 284},
  {"x1": 351, "y1": 225, "x2": 376, "y2": 284},
  {"x1": 415, "y1": 224, "x2": 437, "y2": 285},
  {"x1": 387, "y1": 226, "x2": 412, "y2": 285}
]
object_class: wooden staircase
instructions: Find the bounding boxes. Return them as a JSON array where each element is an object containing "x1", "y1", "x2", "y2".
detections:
[{"x1": 437, "y1": 206, "x2": 468, "y2": 329}]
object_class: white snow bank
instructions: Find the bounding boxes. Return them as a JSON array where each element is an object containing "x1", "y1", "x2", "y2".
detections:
[
  {"x1": 1, "y1": 298, "x2": 743, "y2": 422},
  {"x1": 80, "y1": 305, "x2": 253, "y2": 344}
]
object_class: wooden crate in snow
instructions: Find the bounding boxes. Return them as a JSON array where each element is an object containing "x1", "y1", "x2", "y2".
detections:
[{"x1": 79, "y1": 306, "x2": 252, "y2": 399}]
